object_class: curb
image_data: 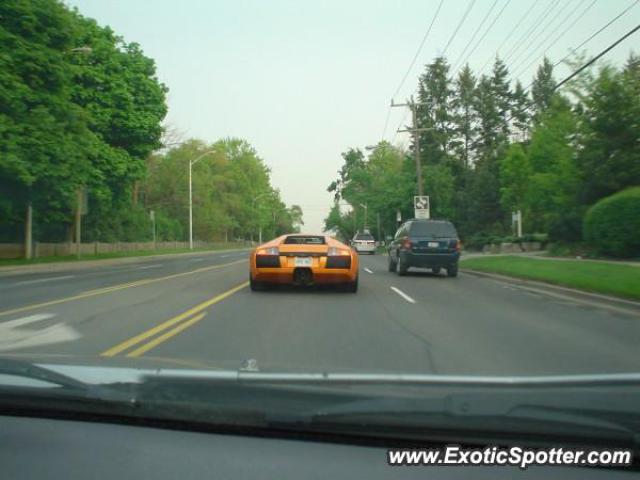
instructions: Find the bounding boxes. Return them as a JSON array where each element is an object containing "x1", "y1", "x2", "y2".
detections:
[
  {"x1": 0, "y1": 248, "x2": 251, "y2": 277},
  {"x1": 461, "y1": 268, "x2": 640, "y2": 316}
]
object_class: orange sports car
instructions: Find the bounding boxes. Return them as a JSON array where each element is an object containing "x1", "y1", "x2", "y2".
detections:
[{"x1": 249, "y1": 234, "x2": 359, "y2": 292}]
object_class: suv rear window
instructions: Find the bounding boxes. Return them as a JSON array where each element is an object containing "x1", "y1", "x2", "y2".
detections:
[
  {"x1": 409, "y1": 221, "x2": 457, "y2": 237},
  {"x1": 355, "y1": 234, "x2": 374, "y2": 241},
  {"x1": 283, "y1": 235, "x2": 326, "y2": 245}
]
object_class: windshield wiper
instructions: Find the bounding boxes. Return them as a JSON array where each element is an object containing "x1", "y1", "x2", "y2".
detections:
[
  {"x1": 0, "y1": 358, "x2": 89, "y2": 392},
  {"x1": 0, "y1": 358, "x2": 133, "y2": 404}
]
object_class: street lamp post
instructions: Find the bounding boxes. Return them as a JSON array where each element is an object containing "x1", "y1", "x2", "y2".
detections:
[
  {"x1": 359, "y1": 203, "x2": 368, "y2": 230},
  {"x1": 188, "y1": 150, "x2": 217, "y2": 250},
  {"x1": 252, "y1": 192, "x2": 276, "y2": 244}
]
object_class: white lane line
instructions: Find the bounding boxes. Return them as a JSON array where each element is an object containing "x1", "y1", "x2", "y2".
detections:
[
  {"x1": 220, "y1": 254, "x2": 231, "y2": 258},
  {"x1": 189, "y1": 258, "x2": 205, "y2": 262},
  {"x1": 15, "y1": 275, "x2": 75, "y2": 286},
  {"x1": 364, "y1": 267, "x2": 374, "y2": 274},
  {"x1": 390, "y1": 286, "x2": 416, "y2": 304},
  {"x1": 137, "y1": 264, "x2": 163, "y2": 270}
]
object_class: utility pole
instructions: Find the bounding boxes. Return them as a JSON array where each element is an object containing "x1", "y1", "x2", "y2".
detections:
[
  {"x1": 75, "y1": 188, "x2": 82, "y2": 258},
  {"x1": 24, "y1": 202, "x2": 32, "y2": 260},
  {"x1": 376, "y1": 212, "x2": 381, "y2": 244},
  {"x1": 188, "y1": 150, "x2": 217, "y2": 250},
  {"x1": 391, "y1": 97, "x2": 432, "y2": 196}
]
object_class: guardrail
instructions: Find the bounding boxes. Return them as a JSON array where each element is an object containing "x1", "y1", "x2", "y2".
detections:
[{"x1": 0, "y1": 241, "x2": 250, "y2": 259}]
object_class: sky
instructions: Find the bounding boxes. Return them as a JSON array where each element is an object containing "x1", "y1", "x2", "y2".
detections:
[{"x1": 65, "y1": 0, "x2": 639, "y2": 233}]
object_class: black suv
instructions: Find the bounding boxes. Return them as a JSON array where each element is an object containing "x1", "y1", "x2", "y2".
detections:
[{"x1": 388, "y1": 219, "x2": 460, "y2": 277}]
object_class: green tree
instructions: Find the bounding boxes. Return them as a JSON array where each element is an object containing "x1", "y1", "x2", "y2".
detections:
[
  {"x1": 525, "y1": 96, "x2": 581, "y2": 239},
  {"x1": 0, "y1": 0, "x2": 96, "y2": 241},
  {"x1": 531, "y1": 57, "x2": 555, "y2": 120},
  {"x1": 499, "y1": 143, "x2": 531, "y2": 217},
  {"x1": 577, "y1": 64, "x2": 640, "y2": 204},
  {"x1": 450, "y1": 64, "x2": 477, "y2": 168}
]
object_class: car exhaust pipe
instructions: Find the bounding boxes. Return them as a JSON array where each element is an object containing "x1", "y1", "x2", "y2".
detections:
[{"x1": 293, "y1": 267, "x2": 313, "y2": 286}]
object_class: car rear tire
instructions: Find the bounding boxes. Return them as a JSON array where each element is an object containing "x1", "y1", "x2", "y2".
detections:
[
  {"x1": 446, "y1": 265, "x2": 458, "y2": 278},
  {"x1": 396, "y1": 255, "x2": 408, "y2": 276},
  {"x1": 388, "y1": 254, "x2": 397, "y2": 272},
  {"x1": 249, "y1": 274, "x2": 264, "y2": 291},
  {"x1": 344, "y1": 275, "x2": 358, "y2": 293}
]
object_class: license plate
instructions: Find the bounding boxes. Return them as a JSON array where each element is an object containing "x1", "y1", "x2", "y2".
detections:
[
  {"x1": 428, "y1": 241, "x2": 439, "y2": 248},
  {"x1": 294, "y1": 257, "x2": 313, "y2": 267}
]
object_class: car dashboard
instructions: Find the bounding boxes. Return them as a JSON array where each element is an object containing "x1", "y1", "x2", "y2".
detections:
[{"x1": 0, "y1": 415, "x2": 636, "y2": 479}]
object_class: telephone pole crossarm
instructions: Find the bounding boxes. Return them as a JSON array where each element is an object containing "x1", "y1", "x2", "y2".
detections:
[{"x1": 391, "y1": 97, "x2": 425, "y2": 196}]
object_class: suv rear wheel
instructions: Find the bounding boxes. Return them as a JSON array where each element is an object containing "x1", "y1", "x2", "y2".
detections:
[
  {"x1": 387, "y1": 254, "x2": 397, "y2": 272},
  {"x1": 446, "y1": 264, "x2": 458, "y2": 278},
  {"x1": 396, "y1": 254, "x2": 408, "y2": 276}
]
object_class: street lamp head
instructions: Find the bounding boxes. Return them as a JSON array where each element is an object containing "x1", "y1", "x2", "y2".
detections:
[
  {"x1": 190, "y1": 149, "x2": 218, "y2": 166},
  {"x1": 70, "y1": 46, "x2": 93, "y2": 54}
]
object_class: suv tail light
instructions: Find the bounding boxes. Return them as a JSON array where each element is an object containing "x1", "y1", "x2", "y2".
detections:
[
  {"x1": 401, "y1": 238, "x2": 412, "y2": 250},
  {"x1": 454, "y1": 240, "x2": 461, "y2": 252}
]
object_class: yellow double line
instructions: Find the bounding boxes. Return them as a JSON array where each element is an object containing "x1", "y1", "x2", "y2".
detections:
[
  {"x1": 0, "y1": 259, "x2": 246, "y2": 318},
  {"x1": 101, "y1": 281, "x2": 249, "y2": 358}
]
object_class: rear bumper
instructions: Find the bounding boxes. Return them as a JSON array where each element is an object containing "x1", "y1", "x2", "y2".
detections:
[
  {"x1": 253, "y1": 267, "x2": 355, "y2": 284},
  {"x1": 354, "y1": 245, "x2": 375, "y2": 253},
  {"x1": 400, "y1": 251, "x2": 459, "y2": 268}
]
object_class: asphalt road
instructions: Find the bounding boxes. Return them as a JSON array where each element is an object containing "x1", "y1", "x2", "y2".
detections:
[{"x1": 1, "y1": 250, "x2": 639, "y2": 376}]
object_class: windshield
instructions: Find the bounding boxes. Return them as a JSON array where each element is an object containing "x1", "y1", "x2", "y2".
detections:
[
  {"x1": 1, "y1": 0, "x2": 639, "y2": 459},
  {"x1": 410, "y1": 222, "x2": 457, "y2": 237},
  {"x1": 283, "y1": 235, "x2": 325, "y2": 245}
]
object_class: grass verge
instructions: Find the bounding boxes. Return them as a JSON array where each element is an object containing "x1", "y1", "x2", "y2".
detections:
[
  {"x1": 461, "y1": 256, "x2": 640, "y2": 301},
  {"x1": 0, "y1": 244, "x2": 248, "y2": 267}
]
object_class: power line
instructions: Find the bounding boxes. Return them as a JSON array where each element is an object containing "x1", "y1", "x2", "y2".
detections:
[
  {"x1": 382, "y1": 0, "x2": 444, "y2": 141},
  {"x1": 391, "y1": 0, "x2": 445, "y2": 100},
  {"x1": 503, "y1": 0, "x2": 560, "y2": 64},
  {"x1": 508, "y1": 0, "x2": 576, "y2": 72},
  {"x1": 554, "y1": 23, "x2": 640, "y2": 89},
  {"x1": 392, "y1": 0, "x2": 476, "y2": 143},
  {"x1": 441, "y1": 0, "x2": 476, "y2": 56},
  {"x1": 508, "y1": 22, "x2": 640, "y2": 124},
  {"x1": 451, "y1": 0, "x2": 499, "y2": 72},
  {"x1": 456, "y1": 0, "x2": 511, "y2": 75},
  {"x1": 553, "y1": 0, "x2": 640, "y2": 68},
  {"x1": 391, "y1": 109, "x2": 410, "y2": 144},
  {"x1": 478, "y1": 0, "x2": 537, "y2": 73},
  {"x1": 512, "y1": 0, "x2": 597, "y2": 79}
]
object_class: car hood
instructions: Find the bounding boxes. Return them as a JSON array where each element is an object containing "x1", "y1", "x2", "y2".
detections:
[{"x1": 2, "y1": 353, "x2": 640, "y2": 389}]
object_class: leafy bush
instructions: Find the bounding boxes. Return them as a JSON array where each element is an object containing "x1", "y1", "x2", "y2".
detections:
[
  {"x1": 583, "y1": 187, "x2": 640, "y2": 258},
  {"x1": 463, "y1": 233, "x2": 492, "y2": 250},
  {"x1": 549, "y1": 210, "x2": 584, "y2": 242}
]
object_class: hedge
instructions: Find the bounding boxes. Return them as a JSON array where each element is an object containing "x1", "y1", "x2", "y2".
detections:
[{"x1": 583, "y1": 187, "x2": 640, "y2": 258}]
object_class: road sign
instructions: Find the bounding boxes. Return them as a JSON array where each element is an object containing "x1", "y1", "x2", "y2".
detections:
[{"x1": 414, "y1": 195, "x2": 430, "y2": 219}]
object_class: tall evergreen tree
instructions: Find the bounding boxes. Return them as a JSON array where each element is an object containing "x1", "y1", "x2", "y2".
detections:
[{"x1": 531, "y1": 57, "x2": 555, "y2": 120}]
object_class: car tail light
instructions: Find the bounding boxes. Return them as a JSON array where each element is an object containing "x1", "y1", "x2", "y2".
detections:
[
  {"x1": 454, "y1": 240, "x2": 461, "y2": 252},
  {"x1": 401, "y1": 238, "x2": 412, "y2": 250},
  {"x1": 257, "y1": 247, "x2": 279, "y2": 255},
  {"x1": 328, "y1": 247, "x2": 350, "y2": 256}
]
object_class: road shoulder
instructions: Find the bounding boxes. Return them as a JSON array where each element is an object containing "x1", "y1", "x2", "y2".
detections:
[
  {"x1": 461, "y1": 268, "x2": 640, "y2": 317},
  {"x1": 0, "y1": 248, "x2": 250, "y2": 277}
]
